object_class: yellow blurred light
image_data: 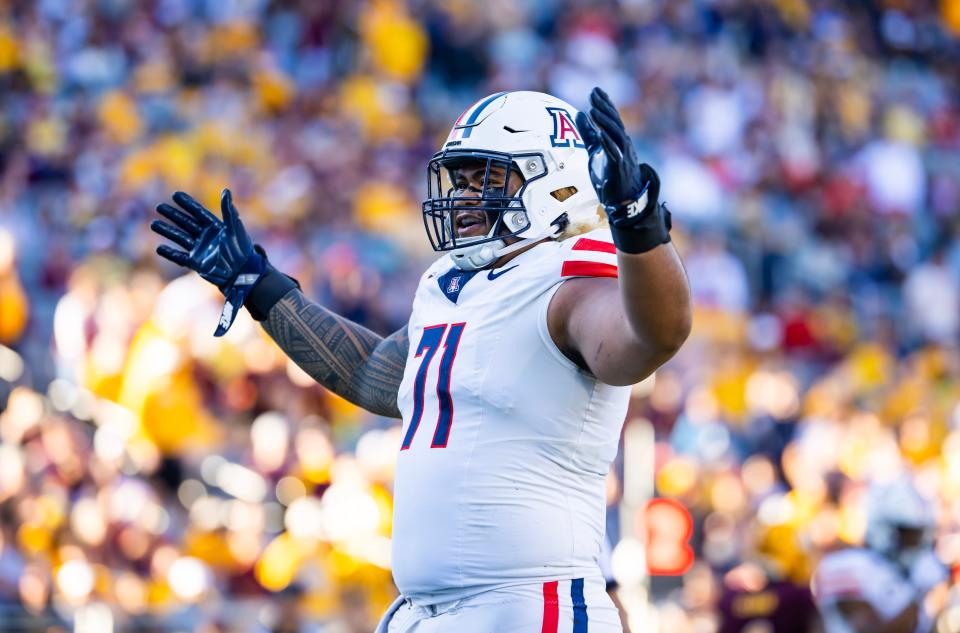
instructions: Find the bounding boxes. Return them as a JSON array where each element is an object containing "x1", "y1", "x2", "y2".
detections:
[
  {"x1": 899, "y1": 413, "x2": 931, "y2": 457},
  {"x1": 252, "y1": 412, "x2": 290, "y2": 473},
  {"x1": 808, "y1": 507, "x2": 841, "y2": 548},
  {"x1": 276, "y1": 476, "x2": 306, "y2": 506},
  {"x1": 167, "y1": 557, "x2": 211, "y2": 603},
  {"x1": 37, "y1": 493, "x2": 66, "y2": 530},
  {"x1": 255, "y1": 532, "x2": 308, "y2": 592},
  {"x1": 57, "y1": 559, "x2": 95, "y2": 603},
  {"x1": 656, "y1": 457, "x2": 698, "y2": 497},
  {"x1": 71, "y1": 497, "x2": 107, "y2": 546},
  {"x1": 360, "y1": 0, "x2": 428, "y2": 82},
  {"x1": 296, "y1": 427, "x2": 334, "y2": 484},
  {"x1": 17, "y1": 522, "x2": 52, "y2": 555},
  {"x1": 328, "y1": 547, "x2": 361, "y2": 578},
  {"x1": 837, "y1": 497, "x2": 866, "y2": 545}
]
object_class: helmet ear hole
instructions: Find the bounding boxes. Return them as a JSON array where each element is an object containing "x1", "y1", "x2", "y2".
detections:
[{"x1": 550, "y1": 186, "x2": 578, "y2": 202}]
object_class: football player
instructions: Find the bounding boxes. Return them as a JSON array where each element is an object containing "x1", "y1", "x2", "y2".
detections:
[
  {"x1": 717, "y1": 523, "x2": 822, "y2": 633},
  {"x1": 812, "y1": 477, "x2": 948, "y2": 633},
  {"x1": 151, "y1": 88, "x2": 691, "y2": 632}
]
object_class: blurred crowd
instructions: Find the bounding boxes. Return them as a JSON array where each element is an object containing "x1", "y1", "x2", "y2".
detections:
[{"x1": 1, "y1": 0, "x2": 959, "y2": 631}]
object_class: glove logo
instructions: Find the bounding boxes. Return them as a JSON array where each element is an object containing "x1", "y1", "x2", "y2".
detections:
[
  {"x1": 547, "y1": 107, "x2": 585, "y2": 149},
  {"x1": 625, "y1": 191, "x2": 649, "y2": 218},
  {"x1": 219, "y1": 301, "x2": 234, "y2": 330}
]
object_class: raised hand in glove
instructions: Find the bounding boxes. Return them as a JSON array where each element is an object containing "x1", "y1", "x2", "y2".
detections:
[
  {"x1": 575, "y1": 87, "x2": 671, "y2": 254},
  {"x1": 151, "y1": 189, "x2": 269, "y2": 336}
]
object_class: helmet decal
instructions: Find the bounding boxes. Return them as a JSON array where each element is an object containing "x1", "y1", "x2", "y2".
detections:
[
  {"x1": 447, "y1": 92, "x2": 508, "y2": 142},
  {"x1": 546, "y1": 107, "x2": 585, "y2": 149}
]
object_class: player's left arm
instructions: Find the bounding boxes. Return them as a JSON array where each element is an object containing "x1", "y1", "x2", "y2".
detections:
[
  {"x1": 551, "y1": 88, "x2": 691, "y2": 385},
  {"x1": 550, "y1": 243, "x2": 690, "y2": 385}
]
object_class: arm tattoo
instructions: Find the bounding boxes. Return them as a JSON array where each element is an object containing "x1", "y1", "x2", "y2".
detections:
[{"x1": 262, "y1": 289, "x2": 408, "y2": 418}]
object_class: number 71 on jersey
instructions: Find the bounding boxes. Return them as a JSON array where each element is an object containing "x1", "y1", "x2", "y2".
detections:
[{"x1": 400, "y1": 322, "x2": 466, "y2": 451}]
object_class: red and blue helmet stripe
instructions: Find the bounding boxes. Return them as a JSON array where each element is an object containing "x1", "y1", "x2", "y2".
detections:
[{"x1": 447, "y1": 91, "x2": 508, "y2": 141}]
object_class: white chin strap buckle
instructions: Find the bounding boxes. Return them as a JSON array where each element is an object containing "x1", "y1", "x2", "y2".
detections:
[{"x1": 450, "y1": 242, "x2": 501, "y2": 271}]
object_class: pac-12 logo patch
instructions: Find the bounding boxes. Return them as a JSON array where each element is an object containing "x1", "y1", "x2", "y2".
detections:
[{"x1": 547, "y1": 107, "x2": 585, "y2": 149}]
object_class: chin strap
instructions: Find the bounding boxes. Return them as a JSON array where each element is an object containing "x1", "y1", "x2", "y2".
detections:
[{"x1": 449, "y1": 236, "x2": 544, "y2": 270}]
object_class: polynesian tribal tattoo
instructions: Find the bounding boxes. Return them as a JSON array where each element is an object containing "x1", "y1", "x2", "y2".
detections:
[{"x1": 263, "y1": 290, "x2": 409, "y2": 418}]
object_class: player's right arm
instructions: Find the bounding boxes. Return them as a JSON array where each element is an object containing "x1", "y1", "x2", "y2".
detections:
[
  {"x1": 260, "y1": 290, "x2": 407, "y2": 417},
  {"x1": 150, "y1": 189, "x2": 408, "y2": 418}
]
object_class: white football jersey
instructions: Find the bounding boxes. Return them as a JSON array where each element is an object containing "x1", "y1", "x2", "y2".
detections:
[
  {"x1": 812, "y1": 547, "x2": 947, "y2": 633},
  {"x1": 391, "y1": 229, "x2": 631, "y2": 604}
]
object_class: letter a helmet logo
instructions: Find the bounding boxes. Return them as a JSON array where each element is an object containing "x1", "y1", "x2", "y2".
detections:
[{"x1": 546, "y1": 107, "x2": 585, "y2": 149}]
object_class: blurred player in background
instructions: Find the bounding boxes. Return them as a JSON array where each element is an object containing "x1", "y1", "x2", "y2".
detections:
[
  {"x1": 716, "y1": 523, "x2": 822, "y2": 633},
  {"x1": 812, "y1": 476, "x2": 948, "y2": 633},
  {"x1": 151, "y1": 87, "x2": 691, "y2": 631}
]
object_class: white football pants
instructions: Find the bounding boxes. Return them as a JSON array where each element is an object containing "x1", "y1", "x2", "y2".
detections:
[{"x1": 375, "y1": 576, "x2": 622, "y2": 633}]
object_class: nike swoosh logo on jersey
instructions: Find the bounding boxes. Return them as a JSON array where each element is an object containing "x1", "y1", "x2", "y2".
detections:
[{"x1": 487, "y1": 265, "x2": 518, "y2": 281}]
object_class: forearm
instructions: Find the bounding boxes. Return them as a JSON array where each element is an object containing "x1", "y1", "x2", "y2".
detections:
[
  {"x1": 617, "y1": 241, "x2": 692, "y2": 357},
  {"x1": 262, "y1": 289, "x2": 406, "y2": 418}
]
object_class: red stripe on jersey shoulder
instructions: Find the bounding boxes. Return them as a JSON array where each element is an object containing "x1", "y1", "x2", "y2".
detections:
[
  {"x1": 572, "y1": 237, "x2": 616, "y2": 254},
  {"x1": 561, "y1": 261, "x2": 618, "y2": 278}
]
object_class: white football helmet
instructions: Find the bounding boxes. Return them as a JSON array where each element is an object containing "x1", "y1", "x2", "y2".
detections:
[
  {"x1": 864, "y1": 476, "x2": 935, "y2": 569},
  {"x1": 422, "y1": 91, "x2": 600, "y2": 270}
]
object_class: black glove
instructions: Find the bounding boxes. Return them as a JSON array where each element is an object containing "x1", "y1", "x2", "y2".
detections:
[
  {"x1": 576, "y1": 87, "x2": 671, "y2": 254},
  {"x1": 152, "y1": 189, "x2": 294, "y2": 336}
]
